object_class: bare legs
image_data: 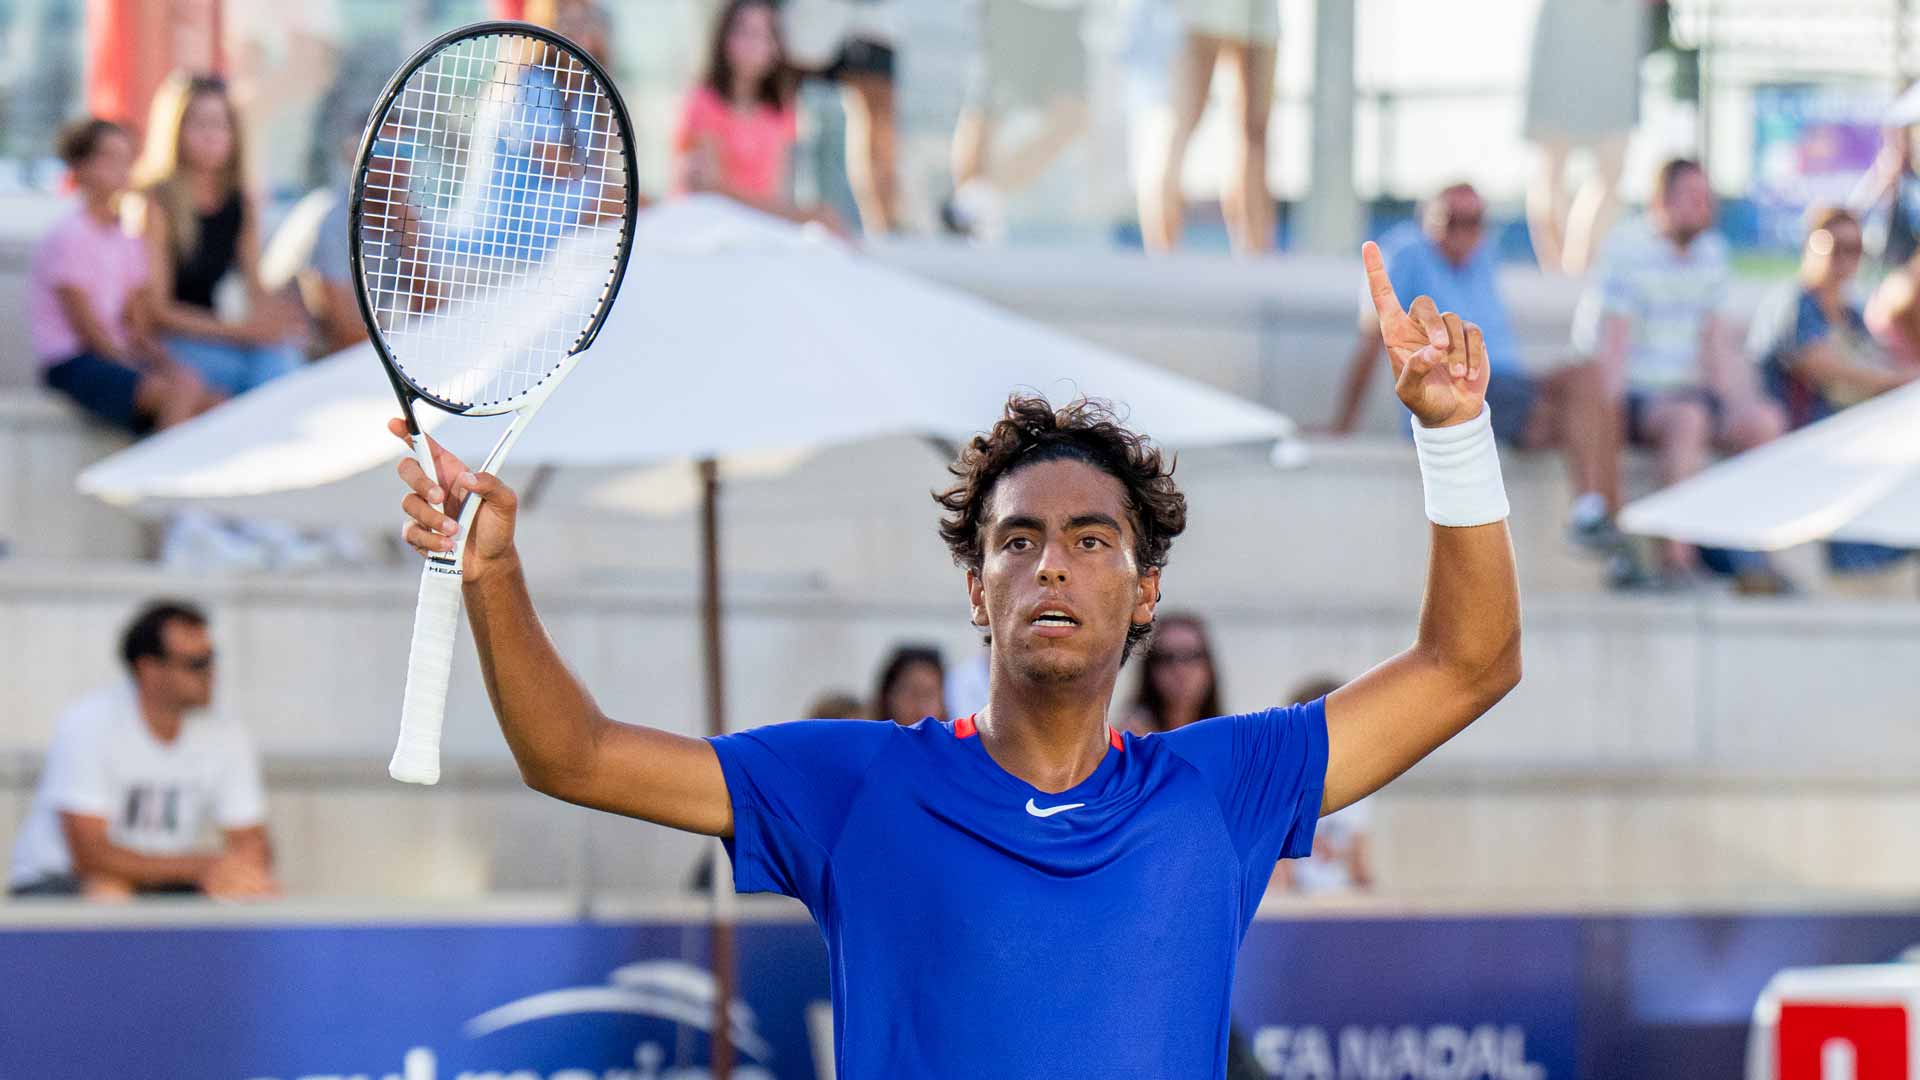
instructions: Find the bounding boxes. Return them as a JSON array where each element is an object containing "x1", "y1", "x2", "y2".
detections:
[
  {"x1": 1141, "y1": 34, "x2": 1276, "y2": 255},
  {"x1": 952, "y1": 96, "x2": 1090, "y2": 196},
  {"x1": 842, "y1": 72, "x2": 901, "y2": 234},
  {"x1": 1141, "y1": 34, "x2": 1218, "y2": 253},
  {"x1": 1527, "y1": 135, "x2": 1628, "y2": 275},
  {"x1": 1529, "y1": 361, "x2": 1624, "y2": 513},
  {"x1": 1640, "y1": 393, "x2": 1787, "y2": 569},
  {"x1": 1220, "y1": 38, "x2": 1276, "y2": 255},
  {"x1": 133, "y1": 362, "x2": 218, "y2": 430}
]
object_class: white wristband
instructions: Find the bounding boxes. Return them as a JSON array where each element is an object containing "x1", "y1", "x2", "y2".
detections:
[{"x1": 1411, "y1": 407, "x2": 1510, "y2": 527}]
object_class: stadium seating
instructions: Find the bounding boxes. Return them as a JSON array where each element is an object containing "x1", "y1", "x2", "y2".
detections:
[{"x1": 2, "y1": 234, "x2": 1916, "y2": 902}]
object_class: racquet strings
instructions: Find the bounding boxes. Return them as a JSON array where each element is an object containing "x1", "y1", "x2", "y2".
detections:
[{"x1": 357, "y1": 31, "x2": 630, "y2": 410}]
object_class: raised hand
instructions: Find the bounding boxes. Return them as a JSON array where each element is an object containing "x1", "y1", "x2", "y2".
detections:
[
  {"x1": 389, "y1": 418, "x2": 520, "y2": 581},
  {"x1": 1362, "y1": 241, "x2": 1491, "y2": 429}
]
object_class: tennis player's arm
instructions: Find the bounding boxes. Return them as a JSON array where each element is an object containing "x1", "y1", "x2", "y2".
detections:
[
  {"x1": 393, "y1": 425, "x2": 733, "y2": 837},
  {"x1": 59, "y1": 811, "x2": 217, "y2": 887},
  {"x1": 463, "y1": 561, "x2": 733, "y2": 836}
]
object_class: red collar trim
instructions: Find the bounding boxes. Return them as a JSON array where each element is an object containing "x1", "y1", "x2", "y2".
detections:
[{"x1": 950, "y1": 714, "x2": 1125, "y2": 752}]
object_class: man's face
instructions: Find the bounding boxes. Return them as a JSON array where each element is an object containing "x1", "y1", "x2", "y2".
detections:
[
  {"x1": 1655, "y1": 168, "x2": 1716, "y2": 246},
  {"x1": 967, "y1": 459, "x2": 1160, "y2": 688},
  {"x1": 137, "y1": 620, "x2": 216, "y2": 711},
  {"x1": 1427, "y1": 188, "x2": 1486, "y2": 266}
]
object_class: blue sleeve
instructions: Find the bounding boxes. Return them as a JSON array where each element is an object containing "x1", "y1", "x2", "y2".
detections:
[
  {"x1": 706, "y1": 720, "x2": 894, "y2": 908},
  {"x1": 1157, "y1": 698, "x2": 1329, "y2": 871}
]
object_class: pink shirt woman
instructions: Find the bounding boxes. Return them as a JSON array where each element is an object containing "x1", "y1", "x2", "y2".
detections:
[{"x1": 671, "y1": 84, "x2": 797, "y2": 204}]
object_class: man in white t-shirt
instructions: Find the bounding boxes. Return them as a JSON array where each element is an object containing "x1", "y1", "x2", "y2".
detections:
[
  {"x1": 1571, "y1": 157, "x2": 1791, "y2": 592},
  {"x1": 8, "y1": 601, "x2": 277, "y2": 900}
]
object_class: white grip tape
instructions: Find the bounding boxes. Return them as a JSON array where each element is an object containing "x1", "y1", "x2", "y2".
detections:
[
  {"x1": 391, "y1": 562, "x2": 463, "y2": 785},
  {"x1": 1411, "y1": 406, "x2": 1511, "y2": 527}
]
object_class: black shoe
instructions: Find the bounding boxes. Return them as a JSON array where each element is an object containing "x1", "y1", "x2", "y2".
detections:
[{"x1": 1567, "y1": 513, "x2": 1628, "y2": 560}]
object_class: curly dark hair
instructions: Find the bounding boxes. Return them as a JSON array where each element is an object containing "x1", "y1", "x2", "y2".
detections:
[{"x1": 934, "y1": 395, "x2": 1187, "y2": 660}]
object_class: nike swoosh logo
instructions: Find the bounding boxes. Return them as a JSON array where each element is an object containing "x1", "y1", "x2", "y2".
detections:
[{"x1": 1025, "y1": 798, "x2": 1085, "y2": 818}]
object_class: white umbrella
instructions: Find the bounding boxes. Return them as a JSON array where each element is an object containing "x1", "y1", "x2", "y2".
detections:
[
  {"x1": 1618, "y1": 379, "x2": 1920, "y2": 550},
  {"x1": 79, "y1": 195, "x2": 1291, "y2": 518}
]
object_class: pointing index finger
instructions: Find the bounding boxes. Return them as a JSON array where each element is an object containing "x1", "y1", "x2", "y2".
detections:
[{"x1": 1362, "y1": 241, "x2": 1404, "y2": 323}]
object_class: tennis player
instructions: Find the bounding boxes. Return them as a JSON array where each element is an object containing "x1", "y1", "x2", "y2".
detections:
[{"x1": 392, "y1": 242, "x2": 1520, "y2": 1077}]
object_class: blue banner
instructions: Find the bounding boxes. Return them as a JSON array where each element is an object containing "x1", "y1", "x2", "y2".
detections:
[{"x1": 5, "y1": 910, "x2": 1919, "y2": 1079}]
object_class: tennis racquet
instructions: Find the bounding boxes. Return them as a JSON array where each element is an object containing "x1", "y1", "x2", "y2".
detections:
[{"x1": 350, "y1": 21, "x2": 638, "y2": 784}]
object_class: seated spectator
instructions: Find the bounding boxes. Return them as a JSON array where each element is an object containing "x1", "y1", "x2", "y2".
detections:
[
  {"x1": 1752, "y1": 206, "x2": 1918, "y2": 575},
  {"x1": 1118, "y1": 612, "x2": 1218, "y2": 735},
  {"x1": 131, "y1": 72, "x2": 304, "y2": 400},
  {"x1": 1572, "y1": 158, "x2": 1792, "y2": 593},
  {"x1": 1282, "y1": 675, "x2": 1376, "y2": 896},
  {"x1": 29, "y1": 118, "x2": 213, "y2": 433},
  {"x1": 675, "y1": 0, "x2": 839, "y2": 231},
  {"x1": 1865, "y1": 250, "x2": 1920, "y2": 368},
  {"x1": 871, "y1": 644, "x2": 947, "y2": 725},
  {"x1": 1333, "y1": 182, "x2": 1628, "y2": 567},
  {"x1": 7, "y1": 601, "x2": 278, "y2": 901}
]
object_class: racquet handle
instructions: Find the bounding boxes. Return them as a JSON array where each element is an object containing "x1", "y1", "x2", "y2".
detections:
[{"x1": 391, "y1": 561, "x2": 463, "y2": 784}]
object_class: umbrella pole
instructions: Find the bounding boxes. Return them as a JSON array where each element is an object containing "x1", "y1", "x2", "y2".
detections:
[{"x1": 700, "y1": 457, "x2": 736, "y2": 1079}]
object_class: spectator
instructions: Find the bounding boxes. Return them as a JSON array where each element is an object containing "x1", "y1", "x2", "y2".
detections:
[
  {"x1": 1850, "y1": 112, "x2": 1920, "y2": 270},
  {"x1": 1751, "y1": 206, "x2": 1917, "y2": 576},
  {"x1": 675, "y1": 0, "x2": 836, "y2": 230},
  {"x1": 526, "y1": 0, "x2": 613, "y2": 66},
  {"x1": 1521, "y1": 0, "x2": 1644, "y2": 275},
  {"x1": 1118, "y1": 612, "x2": 1218, "y2": 735},
  {"x1": 872, "y1": 644, "x2": 946, "y2": 725},
  {"x1": 1572, "y1": 158, "x2": 1793, "y2": 593},
  {"x1": 29, "y1": 117, "x2": 213, "y2": 433},
  {"x1": 1333, "y1": 183, "x2": 1629, "y2": 566},
  {"x1": 7, "y1": 601, "x2": 277, "y2": 901},
  {"x1": 781, "y1": 0, "x2": 902, "y2": 233},
  {"x1": 941, "y1": 0, "x2": 1090, "y2": 243},
  {"x1": 1865, "y1": 250, "x2": 1920, "y2": 368},
  {"x1": 1284, "y1": 675, "x2": 1376, "y2": 896},
  {"x1": 1138, "y1": 0, "x2": 1277, "y2": 254},
  {"x1": 131, "y1": 72, "x2": 304, "y2": 400},
  {"x1": 805, "y1": 689, "x2": 867, "y2": 720}
]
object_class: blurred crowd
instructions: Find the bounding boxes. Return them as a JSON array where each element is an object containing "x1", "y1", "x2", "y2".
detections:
[
  {"x1": 18, "y1": 0, "x2": 1919, "y2": 588},
  {"x1": 8, "y1": 1, "x2": 1920, "y2": 903}
]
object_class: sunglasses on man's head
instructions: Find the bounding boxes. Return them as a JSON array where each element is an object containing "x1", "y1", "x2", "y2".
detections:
[
  {"x1": 1445, "y1": 212, "x2": 1485, "y2": 232},
  {"x1": 164, "y1": 651, "x2": 216, "y2": 673}
]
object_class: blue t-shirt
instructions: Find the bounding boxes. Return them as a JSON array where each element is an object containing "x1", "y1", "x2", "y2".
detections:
[
  {"x1": 1750, "y1": 284, "x2": 1875, "y2": 430},
  {"x1": 1374, "y1": 222, "x2": 1522, "y2": 376},
  {"x1": 708, "y1": 700, "x2": 1329, "y2": 1079}
]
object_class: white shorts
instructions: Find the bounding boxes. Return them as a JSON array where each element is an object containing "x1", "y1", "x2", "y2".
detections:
[{"x1": 1177, "y1": 0, "x2": 1279, "y2": 43}]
